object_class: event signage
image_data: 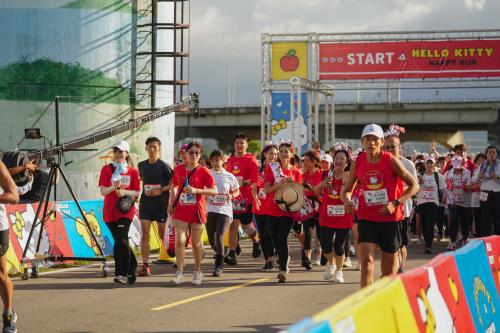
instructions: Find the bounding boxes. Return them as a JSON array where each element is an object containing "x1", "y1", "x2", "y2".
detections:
[{"x1": 319, "y1": 39, "x2": 500, "y2": 79}]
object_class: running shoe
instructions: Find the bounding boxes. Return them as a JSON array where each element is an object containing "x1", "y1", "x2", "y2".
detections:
[
  {"x1": 127, "y1": 274, "x2": 137, "y2": 285},
  {"x1": 192, "y1": 271, "x2": 203, "y2": 285},
  {"x1": 302, "y1": 257, "x2": 313, "y2": 271},
  {"x1": 212, "y1": 267, "x2": 223, "y2": 277},
  {"x1": 313, "y1": 256, "x2": 321, "y2": 266},
  {"x1": 171, "y1": 271, "x2": 184, "y2": 285},
  {"x1": 343, "y1": 257, "x2": 352, "y2": 268},
  {"x1": 252, "y1": 242, "x2": 262, "y2": 258},
  {"x1": 224, "y1": 251, "x2": 237, "y2": 265},
  {"x1": 324, "y1": 264, "x2": 335, "y2": 281},
  {"x1": 277, "y1": 270, "x2": 287, "y2": 283},
  {"x1": 424, "y1": 247, "x2": 433, "y2": 255},
  {"x1": 334, "y1": 270, "x2": 344, "y2": 284},
  {"x1": 261, "y1": 261, "x2": 274, "y2": 271},
  {"x1": 113, "y1": 275, "x2": 128, "y2": 285},
  {"x1": 137, "y1": 264, "x2": 152, "y2": 277},
  {"x1": 446, "y1": 241, "x2": 456, "y2": 251},
  {"x1": 2, "y1": 311, "x2": 17, "y2": 333}
]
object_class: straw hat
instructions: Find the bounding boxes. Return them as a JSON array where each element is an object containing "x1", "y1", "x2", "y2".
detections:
[{"x1": 274, "y1": 182, "x2": 305, "y2": 212}]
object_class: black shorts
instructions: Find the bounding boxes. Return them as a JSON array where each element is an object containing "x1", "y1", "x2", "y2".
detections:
[
  {"x1": 233, "y1": 204, "x2": 253, "y2": 225},
  {"x1": 0, "y1": 230, "x2": 9, "y2": 257},
  {"x1": 400, "y1": 218, "x2": 409, "y2": 247},
  {"x1": 139, "y1": 208, "x2": 167, "y2": 223},
  {"x1": 358, "y1": 220, "x2": 400, "y2": 253}
]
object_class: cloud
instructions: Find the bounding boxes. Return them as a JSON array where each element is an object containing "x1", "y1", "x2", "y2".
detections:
[{"x1": 188, "y1": 0, "x2": 500, "y2": 106}]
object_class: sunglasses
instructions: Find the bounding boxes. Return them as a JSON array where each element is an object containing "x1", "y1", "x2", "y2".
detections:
[{"x1": 188, "y1": 150, "x2": 201, "y2": 156}]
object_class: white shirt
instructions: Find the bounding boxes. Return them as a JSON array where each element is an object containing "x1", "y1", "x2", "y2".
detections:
[
  {"x1": 400, "y1": 157, "x2": 418, "y2": 218},
  {"x1": 417, "y1": 172, "x2": 446, "y2": 206},
  {"x1": 470, "y1": 168, "x2": 481, "y2": 208},
  {"x1": 0, "y1": 187, "x2": 8, "y2": 231},
  {"x1": 479, "y1": 160, "x2": 500, "y2": 192},
  {"x1": 445, "y1": 169, "x2": 472, "y2": 207},
  {"x1": 207, "y1": 169, "x2": 239, "y2": 218}
]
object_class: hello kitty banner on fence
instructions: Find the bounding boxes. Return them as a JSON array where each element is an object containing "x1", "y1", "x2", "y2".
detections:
[{"x1": 271, "y1": 92, "x2": 308, "y2": 153}]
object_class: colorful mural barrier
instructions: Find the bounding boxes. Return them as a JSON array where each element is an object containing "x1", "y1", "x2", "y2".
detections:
[
  {"x1": 4, "y1": 199, "x2": 164, "y2": 274},
  {"x1": 285, "y1": 236, "x2": 500, "y2": 333}
]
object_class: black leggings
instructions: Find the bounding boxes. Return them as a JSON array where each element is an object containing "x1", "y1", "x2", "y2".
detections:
[
  {"x1": 480, "y1": 191, "x2": 500, "y2": 236},
  {"x1": 436, "y1": 206, "x2": 447, "y2": 237},
  {"x1": 448, "y1": 205, "x2": 472, "y2": 242},
  {"x1": 206, "y1": 212, "x2": 232, "y2": 267},
  {"x1": 418, "y1": 202, "x2": 439, "y2": 248},
  {"x1": 319, "y1": 226, "x2": 350, "y2": 256},
  {"x1": 268, "y1": 215, "x2": 294, "y2": 271},
  {"x1": 302, "y1": 216, "x2": 319, "y2": 251},
  {"x1": 255, "y1": 214, "x2": 276, "y2": 260},
  {"x1": 108, "y1": 218, "x2": 137, "y2": 277}
]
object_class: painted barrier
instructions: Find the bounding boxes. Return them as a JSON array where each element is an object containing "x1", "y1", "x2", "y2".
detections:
[
  {"x1": 4, "y1": 199, "x2": 164, "y2": 274},
  {"x1": 285, "y1": 236, "x2": 500, "y2": 333}
]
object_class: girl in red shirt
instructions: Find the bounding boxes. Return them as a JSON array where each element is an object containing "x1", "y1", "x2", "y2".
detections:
[
  {"x1": 168, "y1": 142, "x2": 217, "y2": 286},
  {"x1": 301, "y1": 150, "x2": 323, "y2": 270},
  {"x1": 98, "y1": 140, "x2": 140, "y2": 285},
  {"x1": 264, "y1": 141, "x2": 302, "y2": 283},
  {"x1": 316, "y1": 149, "x2": 353, "y2": 283},
  {"x1": 252, "y1": 144, "x2": 278, "y2": 271}
]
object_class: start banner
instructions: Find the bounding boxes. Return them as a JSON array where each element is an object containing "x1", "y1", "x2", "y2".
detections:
[{"x1": 319, "y1": 39, "x2": 500, "y2": 80}]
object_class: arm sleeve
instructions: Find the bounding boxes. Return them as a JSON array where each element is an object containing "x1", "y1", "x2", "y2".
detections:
[
  {"x1": 230, "y1": 174, "x2": 239, "y2": 191},
  {"x1": 172, "y1": 167, "x2": 181, "y2": 187},
  {"x1": 165, "y1": 163, "x2": 174, "y2": 183},
  {"x1": 98, "y1": 165, "x2": 112, "y2": 187},
  {"x1": 203, "y1": 168, "x2": 216, "y2": 188},
  {"x1": 249, "y1": 158, "x2": 259, "y2": 183}
]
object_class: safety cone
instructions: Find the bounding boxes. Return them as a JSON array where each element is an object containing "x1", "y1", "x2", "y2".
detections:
[{"x1": 154, "y1": 242, "x2": 175, "y2": 264}]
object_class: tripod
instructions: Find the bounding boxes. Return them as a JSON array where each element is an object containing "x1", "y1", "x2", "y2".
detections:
[{"x1": 20, "y1": 157, "x2": 108, "y2": 280}]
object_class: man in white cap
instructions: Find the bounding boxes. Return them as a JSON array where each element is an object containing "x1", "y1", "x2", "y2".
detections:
[
  {"x1": 382, "y1": 124, "x2": 417, "y2": 272},
  {"x1": 341, "y1": 124, "x2": 419, "y2": 288}
]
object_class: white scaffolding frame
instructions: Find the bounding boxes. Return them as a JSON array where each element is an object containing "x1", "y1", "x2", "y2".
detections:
[{"x1": 290, "y1": 77, "x2": 334, "y2": 154}]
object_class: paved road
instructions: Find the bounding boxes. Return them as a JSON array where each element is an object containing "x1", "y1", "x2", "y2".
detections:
[{"x1": 14, "y1": 239, "x2": 447, "y2": 333}]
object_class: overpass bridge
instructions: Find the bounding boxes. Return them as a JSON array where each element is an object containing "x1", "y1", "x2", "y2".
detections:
[{"x1": 175, "y1": 101, "x2": 500, "y2": 148}]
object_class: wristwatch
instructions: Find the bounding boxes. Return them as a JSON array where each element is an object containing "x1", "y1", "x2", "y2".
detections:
[{"x1": 394, "y1": 198, "x2": 402, "y2": 206}]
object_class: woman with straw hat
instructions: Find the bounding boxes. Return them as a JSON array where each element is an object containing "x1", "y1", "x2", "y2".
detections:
[{"x1": 264, "y1": 141, "x2": 303, "y2": 283}]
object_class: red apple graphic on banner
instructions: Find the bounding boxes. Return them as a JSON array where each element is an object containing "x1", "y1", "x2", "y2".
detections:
[{"x1": 280, "y1": 49, "x2": 299, "y2": 72}]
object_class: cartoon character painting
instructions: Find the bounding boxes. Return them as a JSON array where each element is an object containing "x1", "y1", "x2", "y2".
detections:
[{"x1": 75, "y1": 210, "x2": 106, "y2": 256}]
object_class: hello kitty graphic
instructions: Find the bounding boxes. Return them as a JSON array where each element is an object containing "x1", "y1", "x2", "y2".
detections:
[{"x1": 363, "y1": 170, "x2": 385, "y2": 190}]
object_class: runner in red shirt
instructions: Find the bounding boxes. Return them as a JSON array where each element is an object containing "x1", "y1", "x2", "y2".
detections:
[
  {"x1": 168, "y1": 142, "x2": 217, "y2": 286},
  {"x1": 98, "y1": 140, "x2": 140, "y2": 285},
  {"x1": 301, "y1": 150, "x2": 322, "y2": 270},
  {"x1": 264, "y1": 141, "x2": 302, "y2": 283},
  {"x1": 316, "y1": 147, "x2": 353, "y2": 283},
  {"x1": 224, "y1": 133, "x2": 261, "y2": 265},
  {"x1": 252, "y1": 144, "x2": 279, "y2": 271},
  {"x1": 341, "y1": 124, "x2": 419, "y2": 288}
]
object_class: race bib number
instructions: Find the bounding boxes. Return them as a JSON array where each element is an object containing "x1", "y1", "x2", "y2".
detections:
[
  {"x1": 480, "y1": 191, "x2": 489, "y2": 202},
  {"x1": 364, "y1": 189, "x2": 388, "y2": 206},
  {"x1": 144, "y1": 184, "x2": 161, "y2": 194},
  {"x1": 120, "y1": 175, "x2": 131, "y2": 186},
  {"x1": 258, "y1": 188, "x2": 267, "y2": 199},
  {"x1": 179, "y1": 192, "x2": 196, "y2": 205},
  {"x1": 208, "y1": 195, "x2": 227, "y2": 206},
  {"x1": 327, "y1": 205, "x2": 345, "y2": 216},
  {"x1": 422, "y1": 189, "x2": 437, "y2": 202}
]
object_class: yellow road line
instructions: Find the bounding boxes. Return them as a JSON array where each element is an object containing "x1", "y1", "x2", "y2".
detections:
[{"x1": 150, "y1": 277, "x2": 271, "y2": 311}]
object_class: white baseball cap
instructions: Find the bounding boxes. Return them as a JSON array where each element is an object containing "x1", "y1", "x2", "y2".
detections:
[
  {"x1": 113, "y1": 140, "x2": 130, "y2": 152},
  {"x1": 361, "y1": 124, "x2": 384, "y2": 139},
  {"x1": 320, "y1": 153, "x2": 333, "y2": 164}
]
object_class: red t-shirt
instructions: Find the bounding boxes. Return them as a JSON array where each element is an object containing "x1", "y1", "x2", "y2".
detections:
[
  {"x1": 264, "y1": 163, "x2": 303, "y2": 217},
  {"x1": 98, "y1": 164, "x2": 140, "y2": 223},
  {"x1": 226, "y1": 154, "x2": 259, "y2": 207},
  {"x1": 442, "y1": 158, "x2": 475, "y2": 174},
  {"x1": 172, "y1": 164, "x2": 215, "y2": 224},
  {"x1": 303, "y1": 169, "x2": 323, "y2": 198},
  {"x1": 319, "y1": 176, "x2": 353, "y2": 228},
  {"x1": 355, "y1": 151, "x2": 404, "y2": 222}
]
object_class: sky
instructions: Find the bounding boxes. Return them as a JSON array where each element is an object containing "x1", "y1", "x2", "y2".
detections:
[{"x1": 188, "y1": 0, "x2": 500, "y2": 106}]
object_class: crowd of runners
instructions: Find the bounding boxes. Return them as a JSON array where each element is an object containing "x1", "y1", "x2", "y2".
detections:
[{"x1": 96, "y1": 124, "x2": 500, "y2": 289}]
